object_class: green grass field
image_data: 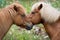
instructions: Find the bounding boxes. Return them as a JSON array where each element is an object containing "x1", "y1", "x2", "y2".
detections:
[{"x1": 0, "y1": 0, "x2": 59, "y2": 40}]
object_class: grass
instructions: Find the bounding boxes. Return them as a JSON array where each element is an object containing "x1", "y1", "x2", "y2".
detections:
[{"x1": 3, "y1": 25, "x2": 50, "y2": 40}]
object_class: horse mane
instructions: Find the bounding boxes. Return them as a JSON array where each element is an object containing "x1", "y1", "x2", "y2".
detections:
[{"x1": 32, "y1": 2, "x2": 60, "y2": 23}]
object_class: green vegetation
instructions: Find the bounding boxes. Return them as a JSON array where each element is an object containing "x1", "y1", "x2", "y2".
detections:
[
  {"x1": 0, "y1": 0, "x2": 59, "y2": 40},
  {"x1": 3, "y1": 25, "x2": 50, "y2": 40}
]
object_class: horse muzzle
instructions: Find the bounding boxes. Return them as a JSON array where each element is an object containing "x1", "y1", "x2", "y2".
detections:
[{"x1": 25, "y1": 22, "x2": 33, "y2": 30}]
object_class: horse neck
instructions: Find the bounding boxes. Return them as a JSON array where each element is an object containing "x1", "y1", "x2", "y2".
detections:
[
  {"x1": 0, "y1": 8, "x2": 13, "y2": 40},
  {"x1": 43, "y1": 19, "x2": 60, "y2": 40}
]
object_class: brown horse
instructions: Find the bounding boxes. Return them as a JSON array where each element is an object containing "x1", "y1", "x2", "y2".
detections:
[
  {"x1": 28, "y1": 2, "x2": 60, "y2": 40},
  {"x1": 0, "y1": 3, "x2": 33, "y2": 40}
]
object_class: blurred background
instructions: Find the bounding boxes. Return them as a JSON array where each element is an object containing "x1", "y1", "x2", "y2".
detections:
[{"x1": 0, "y1": 0, "x2": 60, "y2": 40}]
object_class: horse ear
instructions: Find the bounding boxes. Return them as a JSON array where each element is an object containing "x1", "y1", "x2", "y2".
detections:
[
  {"x1": 14, "y1": 5, "x2": 18, "y2": 12},
  {"x1": 38, "y1": 4, "x2": 43, "y2": 10}
]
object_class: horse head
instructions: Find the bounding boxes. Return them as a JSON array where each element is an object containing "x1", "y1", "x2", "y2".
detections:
[
  {"x1": 28, "y1": 2, "x2": 43, "y2": 25},
  {"x1": 8, "y1": 3, "x2": 33, "y2": 30}
]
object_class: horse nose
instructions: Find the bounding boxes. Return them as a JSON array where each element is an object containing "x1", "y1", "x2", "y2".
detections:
[{"x1": 25, "y1": 22, "x2": 33, "y2": 30}]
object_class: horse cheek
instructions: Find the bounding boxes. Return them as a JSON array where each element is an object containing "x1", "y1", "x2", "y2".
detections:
[{"x1": 14, "y1": 16, "x2": 23, "y2": 25}]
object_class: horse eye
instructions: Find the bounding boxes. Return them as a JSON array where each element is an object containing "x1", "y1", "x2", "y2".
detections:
[{"x1": 32, "y1": 12, "x2": 35, "y2": 14}]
